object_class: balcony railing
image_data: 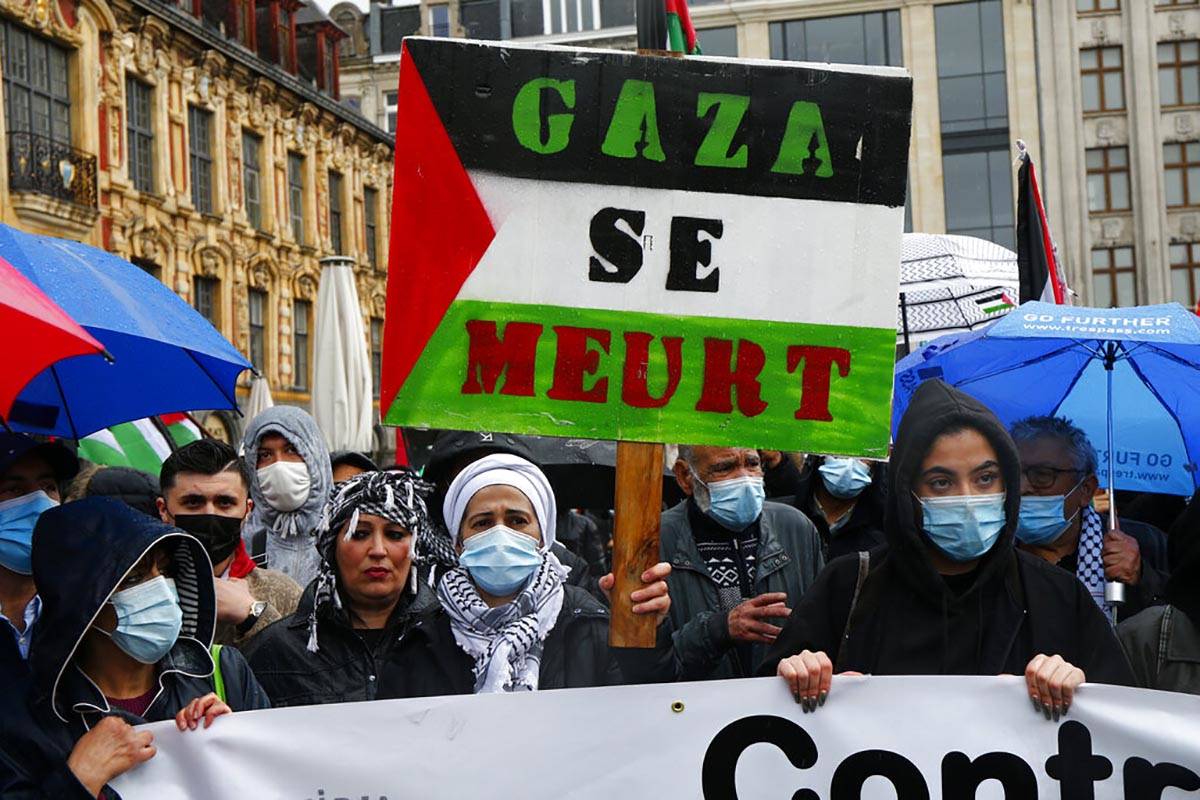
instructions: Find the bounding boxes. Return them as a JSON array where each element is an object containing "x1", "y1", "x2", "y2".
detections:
[{"x1": 6, "y1": 130, "x2": 98, "y2": 209}]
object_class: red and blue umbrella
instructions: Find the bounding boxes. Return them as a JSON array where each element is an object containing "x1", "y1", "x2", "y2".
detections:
[
  {"x1": 0, "y1": 224, "x2": 251, "y2": 438},
  {"x1": 0, "y1": 253, "x2": 106, "y2": 421}
]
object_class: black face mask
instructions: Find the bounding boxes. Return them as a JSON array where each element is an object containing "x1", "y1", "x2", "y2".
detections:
[{"x1": 173, "y1": 513, "x2": 244, "y2": 566}]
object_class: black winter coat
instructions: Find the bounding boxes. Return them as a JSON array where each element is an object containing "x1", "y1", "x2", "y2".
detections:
[
  {"x1": 0, "y1": 498, "x2": 270, "y2": 800},
  {"x1": 759, "y1": 381, "x2": 1135, "y2": 685},
  {"x1": 245, "y1": 579, "x2": 441, "y2": 707}
]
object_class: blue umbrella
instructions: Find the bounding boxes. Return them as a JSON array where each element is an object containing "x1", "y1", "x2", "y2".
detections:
[
  {"x1": 894, "y1": 301, "x2": 1200, "y2": 504},
  {"x1": 0, "y1": 224, "x2": 251, "y2": 438}
]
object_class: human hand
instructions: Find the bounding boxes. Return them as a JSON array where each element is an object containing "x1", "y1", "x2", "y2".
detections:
[
  {"x1": 1025, "y1": 653, "x2": 1085, "y2": 721},
  {"x1": 66, "y1": 715, "x2": 155, "y2": 795},
  {"x1": 214, "y1": 577, "x2": 257, "y2": 624},
  {"x1": 727, "y1": 592, "x2": 791, "y2": 643},
  {"x1": 1102, "y1": 527, "x2": 1141, "y2": 584},
  {"x1": 777, "y1": 650, "x2": 832, "y2": 712},
  {"x1": 599, "y1": 562, "x2": 672, "y2": 626},
  {"x1": 175, "y1": 692, "x2": 232, "y2": 731}
]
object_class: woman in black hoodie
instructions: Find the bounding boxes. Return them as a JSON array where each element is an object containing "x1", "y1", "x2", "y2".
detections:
[{"x1": 761, "y1": 380, "x2": 1133, "y2": 717}]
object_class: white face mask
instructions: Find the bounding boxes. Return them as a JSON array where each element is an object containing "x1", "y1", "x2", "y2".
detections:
[{"x1": 257, "y1": 461, "x2": 312, "y2": 512}]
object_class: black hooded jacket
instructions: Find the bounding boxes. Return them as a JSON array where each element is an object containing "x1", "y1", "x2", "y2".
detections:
[
  {"x1": 0, "y1": 498, "x2": 270, "y2": 800},
  {"x1": 759, "y1": 381, "x2": 1134, "y2": 684}
]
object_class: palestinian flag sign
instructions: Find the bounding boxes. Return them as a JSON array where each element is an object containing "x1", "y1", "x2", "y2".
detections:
[
  {"x1": 384, "y1": 40, "x2": 912, "y2": 457},
  {"x1": 78, "y1": 413, "x2": 203, "y2": 475}
]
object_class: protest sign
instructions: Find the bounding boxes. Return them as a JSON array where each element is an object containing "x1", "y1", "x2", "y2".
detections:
[
  {"x1": 112, "y1": 676, "x2": 1200, "y2": 799},
  {"x1": 382, "y1": 39, "x2": 912, "y2": 457}
]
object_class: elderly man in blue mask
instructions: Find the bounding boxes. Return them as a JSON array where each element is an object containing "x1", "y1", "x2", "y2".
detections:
[{"x1": 660, "y1": 445, "x2": 824, "y2": 681}]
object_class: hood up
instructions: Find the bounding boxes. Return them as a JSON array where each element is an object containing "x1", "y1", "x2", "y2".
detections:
[
  {"x1": 28, "y1": 497, "x2": 215, "y2": 722},
  {"x1": 886, "y1": 379, "x2": 1022, "y2": 603},
  {"x1": 241, "y1": 406, "x2": 333, "y2": 543}
]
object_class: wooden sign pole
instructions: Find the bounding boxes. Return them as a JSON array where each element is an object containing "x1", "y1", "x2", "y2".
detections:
[{"x1": 608, "y1": 440, "x2": 664, "y2": 648}]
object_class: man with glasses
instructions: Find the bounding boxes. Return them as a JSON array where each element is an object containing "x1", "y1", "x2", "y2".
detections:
[{"x1": 1011, "y1": 416, "x2": 1169, "y2": 623}]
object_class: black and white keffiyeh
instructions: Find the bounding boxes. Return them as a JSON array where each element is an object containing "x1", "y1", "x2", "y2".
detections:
[
  {"x1": 1077, "y1": 506, "x2": 1110, "y2": 619},
  {"x1": 306, "y1": 469, "x2": 449, "y2": 653},
  {"x1": 437, "y1": 552, "x2": 568, "y2": 693}
]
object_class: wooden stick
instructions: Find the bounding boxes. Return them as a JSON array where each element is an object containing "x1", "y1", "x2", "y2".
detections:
[{"x1": 609, "y1": 440, "x2": 664, "y2": 648}]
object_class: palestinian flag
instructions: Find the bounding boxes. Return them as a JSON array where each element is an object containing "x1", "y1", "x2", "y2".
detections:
[
  {"x1": 78, "y1": 413, "x2": 203, "y2": 474},
  {"x1": 666, "y1": 0, "x2": 699, "y2": 55},
  {"x1": 383, "y1": 40, "x2": 912, "y2": 456},
  {"x1": 1016, "y1": 145, "x2": 1068, "y2": 304}
]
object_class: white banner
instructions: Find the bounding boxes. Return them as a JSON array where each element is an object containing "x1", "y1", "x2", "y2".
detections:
[{"x1": 112, "y1": 676, "x2": 1200, "y2": 800}]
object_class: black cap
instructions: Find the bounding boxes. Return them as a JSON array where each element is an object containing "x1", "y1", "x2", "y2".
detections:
[
  {"x1": 0, "y1": 433, "x2": 79, "y2": 482},
  {"x1": 330, "y1": 450, "x2": 380, "y2": 474}
]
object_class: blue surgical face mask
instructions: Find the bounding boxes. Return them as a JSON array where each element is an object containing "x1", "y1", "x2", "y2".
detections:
[
  {"x1": 818, "y1": 458, "x2": 873, "y2": 500},
  {"x1": 693, "y1": 473, "x2": 765, "y2": 531},
  {"x1": 100, "y1": 575, "x2": 183, "y2": 664},
  {"x1": 917, "y1": 493, "x2": 1007, "y2": 563},
  {"x1": 1016, "y1": 489, "x2": 1081, "y2": 546},
  {"x1": 459, "y1": 526, "x2": 543, "y2": 596},
  {"x1": 0, "y1": 490, "x2": 58, "y2": 575}
]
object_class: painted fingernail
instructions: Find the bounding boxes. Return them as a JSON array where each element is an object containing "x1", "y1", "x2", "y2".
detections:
[
  {"x1": 1052, "y1": 705, "x2": 1061, "y2": 722},
  {"x1": 1063, "y1": 703, "x2": 1070, "y2": 716},
  {"x1": 794, "y1": 691, "x2": 802, "y2": 705},
  {"x1": 1043, "y1": 704, "x2": 1052, "y2": 721},
  {"x1": 819, "y1": 691, "x2": 827, "y2": 707},
  {"x1": 1032, "y1": 697, "x2": 1041, "y2": 713}
]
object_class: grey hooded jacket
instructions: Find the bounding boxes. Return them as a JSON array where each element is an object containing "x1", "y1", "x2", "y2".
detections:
[{"x1": 241, "y1": 407, "x2": 333, "y2": 587}]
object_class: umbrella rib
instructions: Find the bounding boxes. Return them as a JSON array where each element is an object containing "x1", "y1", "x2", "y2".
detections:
[
  {"x1": 183, "y1": 347, "x2": 244, "y2": 417},
  {"x1": 954, "y1": 342, "x2": 1086, "y2": 387},
  {"x1": 49, "y1": 364, "x2": 81, "y2": 440},
  {"x1": 1123, "y1": 349, "x2": 1197, "y2": 485}
]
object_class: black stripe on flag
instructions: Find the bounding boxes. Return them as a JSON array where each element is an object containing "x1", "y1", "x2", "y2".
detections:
[{"x1": 404, "y1": 38, "x2": 912, "y2": 207}]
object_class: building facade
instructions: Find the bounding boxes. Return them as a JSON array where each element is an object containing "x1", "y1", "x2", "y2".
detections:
[
  {"x1": 341, "y1": 0, "x2": 1199, "y2": 310},
  {"x1": 0, "y1": 0, "x2": 394, "y2": 443}
]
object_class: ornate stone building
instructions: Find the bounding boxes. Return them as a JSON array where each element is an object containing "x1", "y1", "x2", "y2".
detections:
[{"x1": 0, "y1": 0, "x2": 394, "y2": 442}]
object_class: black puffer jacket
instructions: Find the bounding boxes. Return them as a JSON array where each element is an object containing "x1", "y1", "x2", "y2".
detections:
[
  {"x1": 245, "y1": 579, "x2": 441, "y2": 707},
  {"x1": 759, "y1": 380, "x2": 1135, "y2": 685},
  {"x1": 1, "y1": 498, "x2": 269, "y2": 800}
]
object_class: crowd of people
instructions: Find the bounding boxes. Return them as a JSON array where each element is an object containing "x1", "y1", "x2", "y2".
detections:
[{"x1": 1, "y1": 379, "x2": 1197, "y2": 797}]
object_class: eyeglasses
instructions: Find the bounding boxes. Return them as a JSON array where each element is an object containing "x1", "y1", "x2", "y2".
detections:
[{"x1": 1022, "y1": 466, "x2": 1084, "y2": 491}]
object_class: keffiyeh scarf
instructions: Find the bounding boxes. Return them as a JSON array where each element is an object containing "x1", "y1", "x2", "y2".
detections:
[
  {"x1": 437, "y1": 552, "x2": 568, "y2": 693},
  {"x1": 1077, "y1": 506, "x2": 1111, "y2": 619},
  {"x1": 307, "y1": 469, "x2": 438, "y2": 653}
]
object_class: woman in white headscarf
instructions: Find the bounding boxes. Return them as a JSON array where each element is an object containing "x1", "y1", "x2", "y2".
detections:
[{"x1": 425, "y1": 454, "x2": 679, "y2": 694}]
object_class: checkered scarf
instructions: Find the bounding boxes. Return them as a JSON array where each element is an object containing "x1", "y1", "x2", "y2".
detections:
[
  {"x1": 436, "y1": 552, "x2": 568, "y2": 693},
  {"x1": 306, "y1": 469, "x2": 452, "y2": 653},
  {"x1": 1077, "y1": 506, "x2": 1110, "y2": 619}
]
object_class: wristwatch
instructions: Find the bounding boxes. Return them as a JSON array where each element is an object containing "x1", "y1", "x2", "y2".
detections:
[{"x1": 236, "y1": 599, "x2": 267, "y2": 635}]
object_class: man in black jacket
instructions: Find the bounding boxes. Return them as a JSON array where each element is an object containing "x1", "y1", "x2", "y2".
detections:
[
  {"x1": 0, "y1": 498, "x2": 269, "y2": 799},
  {"x1": 761, "y1": 381, "x2": 1134, "y2": 715},
  {"x1": 778, "y1": 455, "x2": 887, "y2": 562},
  {"x1": 1009, "y1": 415, "x2": 1169, "y2": 623}
]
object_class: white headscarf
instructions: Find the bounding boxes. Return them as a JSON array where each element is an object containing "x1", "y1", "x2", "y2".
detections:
[{"x1": 442, "y1": 454, "x2": 557, "y2": 551}]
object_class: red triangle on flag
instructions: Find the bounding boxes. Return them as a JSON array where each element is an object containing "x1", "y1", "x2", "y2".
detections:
[{"x1": 381, "y1": 43, "x2": 497, "y2": 415}]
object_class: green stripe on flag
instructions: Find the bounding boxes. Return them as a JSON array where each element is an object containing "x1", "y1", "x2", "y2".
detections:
[{"x1": 386, "y1": 300, "x2": 895, "y2": 456}]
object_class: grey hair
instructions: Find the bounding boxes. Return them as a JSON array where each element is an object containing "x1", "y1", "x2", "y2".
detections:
[
  {"x1": 676, "y1": 445, "x2": 695, "y2": 466},
  {"x1": 1009, "y1": 416, "x2": 1098, "y2": 475}
]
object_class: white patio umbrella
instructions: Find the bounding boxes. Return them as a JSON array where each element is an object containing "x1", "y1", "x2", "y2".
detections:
[
  {"x1": 245, "y1": 373, "x2": 275, "y2": 421},
  {"x1": 311, "y1": 256, "x2": 373, "y2": 452},
  {"x1": 898, "y1": 233, "x2": 1020, "y2": 354}
]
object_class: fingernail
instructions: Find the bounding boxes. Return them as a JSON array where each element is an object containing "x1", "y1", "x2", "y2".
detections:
[
  {"x1": 1032, "y1": 697, "x2": 1041, "y2": 713},
  {"x1": 1052, "y1": 705, "x2": 1061, "y2": 722},
  {"x1": 1063, "y1": 703, "x2": 1070, "y2": 716},
  {"x1": 794, "y1": 692, "x2": 802, "y2": 705},
  {"x1": 819, "y1": 691, "x2": 827, "y2": 707},
  {"x1": 1043, "y1": 704, "x2": 1052, "y2": 721}
]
